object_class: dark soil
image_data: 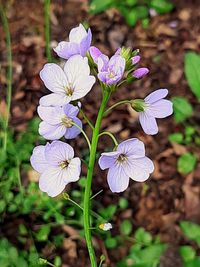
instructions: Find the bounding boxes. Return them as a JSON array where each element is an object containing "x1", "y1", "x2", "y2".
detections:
[{"x1": 1, "y1": 0, "x2": 200, "y2": 266}]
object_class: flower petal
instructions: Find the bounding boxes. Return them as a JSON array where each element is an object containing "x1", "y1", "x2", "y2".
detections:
[
  {"x1": 145, "y1": 89, "x2": 168, "y2": 104},
  {"x1": 146, "y1": 99, "x2": 173, "y2": 118},
  {"x1": 89, "y1": 46, "x2": 102, "y2": 63},
  {"x1": 139, "y1": 112, "x2": 158, "y2": 135},
  {"x1": 45, "y1": 141, "x2": 74, "y2": 165},
  {"x1": 30, "y1": 145, "x2": 48, "y2": 173},
  {"x1": 37, "y1": 106, "x2": 64, "y2": 125},
  {"x1": 79, "y1": 28, "x2": 92, "y2": 56},
  {"x1": 64, "y1": 117, "x2": 82, "y2": 139},
  {"x1": 39, "y1": 93, "x2": 71, "y2": 107},
  {"x1": 69, "y1": 24, "x2": 87, "y2": 43},
  {"x1": 62, "y1": 157, "x2": 81, "y2": 184},
  {"x1": 53, "y1": 41, "x2": 80, "y2": 60},
  {"x1": 123, "y1": 157, "x2": 154, "y2": 182},
  {"x1": 117, "y1": 138, "x2": 145, "y2": 158},
  {"x1": 107, "y1": 164, "x2": 129, "y2": 193},
  {"x1": 39, "y1": 121, "x2": 66, "y2": 140},
  {"x1": 63, "y1": 103, "x2": 79, "y2": 118},
  {"x1": 39, "y1": 167, "x2": 66, "y2": 197},
  {"x1": 40, "y1": 63, "x2": 67, "y2": 93},
  {"x1": 98, "y1": 151, "x2": 120, "y2": 170},
  {"x1": 71, "y1": 75, "x2": 96, "y2": 100}
]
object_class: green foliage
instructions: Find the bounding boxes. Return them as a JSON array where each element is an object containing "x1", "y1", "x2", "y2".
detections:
[
  {"x1": 172, "y1": 96, "x2": 193, "y2": 123},
  {"x1": 169, "y1": 133, "x2": 184, "y2": 144},
  {"x1": 184, "y1": 52, "x2": 200, "y2": 101},
  {"x1": 177, "y1": 152, "x2": 197, "y2": 174},
  {"x1": 89, "y1": 0, "x2": 174, "y2": 27},
  {"x1": 120, "y1": 220, "x2": 133, "y2": 236},
  {"x1": 180, "y1": 221, "x2": 200, "y2": 247}
]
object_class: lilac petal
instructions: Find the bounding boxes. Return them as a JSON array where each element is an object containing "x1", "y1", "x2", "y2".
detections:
[
  {"x1": 62, "y1": 157, "x2": 81, "y2": 184},
  {"x1": 39, "y1": 167, "x2": 66, "y2": 197},
  {"x1": 64, "y1": 117, "x2": 82, "y2": 139},
  {"x1": 69, "y1": 24, "x2": 87, "y2": 43},
  {"x1": 97, "y1": 55, "x2": 109, "y2": 72},
  {"x1": 40, "y1": 63, "x2": 67, "y2": 93},
  {"x1": 79, "y1": 28, "x2": 92, "y2": 56},
  {"x1": 107, "y1": 164, "x2": 129, "y2": 193},
  {"x1": 39, "y1": 121, "x2": 66, "y2": 140},
  {"x1": 117, "y1": 138, "x2": 145, "y2": 158},
  {"x1": 145, "y1": 89, "x2": 168, "y2": 104},
  {"x1": 146, "y1": 99, "x2": 173, "y2": 118},
  {"x1": 30, "y1": 145, "x2": 48, "y2": 173},
  {"x1": 109, "y1": 55, "x2": 125, "y2": 76},
  {"x1": 133, "y1": 68, "x2": 149, "y2": 79},
  {"x1": 123, "y1": 157, "x2": 154, "y2": 182},
  {"x1": 39, "y1": 93, "x2": 71, "y2": 107},
  {"x1": 53, "y1": 41, "x2": 80, "y2": 60},
  {"x1": 139, "y1": 112, "x2": 158, "y2": 135},
  {"x1": 97, "y1": 72, "x2": 107, "y2": 83},
  {"x1": 45, "y1": 141, "x2": 74, "y2": 166},
  {"x1": 89, "y1": 46, "x2": 102, "y2": 63},
  {"x1": 63, "y1": 104, "x2": 79, "y2": 118},
  {"x1": 98, "y1": 151, "x2": 120, "y2": 170},
  {"x1": 37, "y1": 106, "x2": 64, "y2": 125},
  {"x1": 131, "y1": 55, "x2": 141, "y2": 65}
]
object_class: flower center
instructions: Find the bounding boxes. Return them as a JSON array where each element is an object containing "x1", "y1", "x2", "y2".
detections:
[
  {"x1": 59, "y1": 160, "x2": 70, "y2": 169},
  {"x1": 108, "y1": 71, "x2": 115, "y2": 78},
  {"x1": 61, "y1": 116, "x2": 73, "y2": 128},
  {"x1": 65, "y1": 84, "x2": 74, "y2": 96},
  {"x1": 117, "y1": 154, "x2": 127, "y2": 163}
]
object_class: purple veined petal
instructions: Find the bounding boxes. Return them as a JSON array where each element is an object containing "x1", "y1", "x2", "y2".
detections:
[
  {"x1": 133, "y1": 67, "x2": 149, "y2": 79},
  {"x1": 145, "y1": 89, "x2": 168, "y2": 104},
  {"x1": 97, "y1": 54, "x2": 109, "y2": 72},
  {"x1": 123, "y1": 156, "x2": 154, "y2": 182},
  {"x1": 97, "y1": 72, "x2": 107, "y2": 83},
  {"x1": 37, "y1": 106, "x2": 64, "y2": 125},
  {"x1": 39, "y1": 93, "x2": 71, "y2": 107},
  {"x1": 114, "y1": 48, "x2": 121, "y2": 55},
  {"x1": 39, "y1": 121, "x2": 66, "y2": 140},
  {"x1": 107, "y1": 164, "x2": 130, "y2": 193},
  {"x1": 117, "y1": 138, "x2": 145, "y2": 158},
  {"x1": 64, "y1": 55, "x2": 91, "y2": 83},
  {"x1": 131, "y1": 55, "x2": 141, "y2": 65},
  {"x1": 89, "y1": 46, "x2": 102, "y2": 63},
  {"x1": 69, "y1": 24, "x2": 87, "y2": 43},
  {"x1": 139, "y1": 112, "x2": 158, "y2": 135},
  {"x1": 62, "y1": 157, "x2": 81, "y2": 184},
  {"x1": 53, "y1": 41, "x2": 80, "y2": 60},
  {"x1": 79, "y1": 28, "x2": 92, "y2": 56},
  {"x1": 30, "y1": 145, "x2": 49, "y2": 173},
  {"x1": 40, "y1": 63, "x2": 68, "y2": 93},
  {"x1": 39, "y1": 166, "x2": 66, "y2": 197},
  {"x1": 145, "y1": 99, "x2": 173, "y2": 118},
  {"x1": 71, "y1": 75, "x2": 96, "y2": 101},
  {"x1": 109, "y1": 55, "x2": 125, "y2": 75},
  {"x1": 63, "y1": 103, "x2": 79, "y2": 118},
  {"x1": 64, "y1": 117, "x2": 82, "y2": 139},
  {"x1": 98, "y1": 151, "x2": 120, "y2": 170},
  {"x1": 45, "y1": 140, "x2": 74, "y2": 165}
]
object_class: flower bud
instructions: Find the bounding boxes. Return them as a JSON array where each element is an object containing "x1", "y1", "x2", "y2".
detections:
[
  {"x1": 131, "y1": 99, "x2": 146, "y2": 112},
  {"x1": 133, "y1": 67, "x2": 149, "y2": 79},
  {"x1": 131, "y1": 55, "x2": 141, "y2": 65}
]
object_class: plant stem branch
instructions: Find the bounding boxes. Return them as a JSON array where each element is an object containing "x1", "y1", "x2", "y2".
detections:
[
  {"x1": 104, "y1": 100, "x2": 131, "y2": 116},
  {"x1": 83, "y1": 90, "x2": 111, "y2": 267},
  {"x1": 98, "y1": 131, "x2": 118, "y2": 147},
  {"x1": 72, "y1": 122, "x2": 91, "y2": 150},
  {"x1": 79, "y1": 109, "x2": 94, "y2": 130}
]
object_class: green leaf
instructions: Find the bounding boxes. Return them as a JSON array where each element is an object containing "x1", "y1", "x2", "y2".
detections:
[
  {"x1": 134, "y1": 227, "x2": 153, "y2": 246},
  {"x1": 179, "y1": 246, "x2": 196, "y2": 262},
  {"x1": 99, "y1": 204, "x2": 117, "y2": 220},
  {"x1": 184, "y1": 52, "x2": 200, "y2": 101},
  {"x1": 169, "y1": 133, "x2": 184, "y2": 144},
  {"x1": 172, "y1": 96, "x2": 193, "y2": 123},
  {"x1": 89, "y1": 0, "x2": 114, "y2": 14},
  {"x1": 183, "y1": 257, "x2": 200, "y2": 267},
  {"x1": 35, "y1": 225, "x2": 51, "y2": 242},
  {"x1": 105, "y1": 237, "x2": 118, "y2": 249},
  {"x1": 185, "y1": 126, "x2": 196, "y2": 137},
  {"x1": 120, "y1": 220, "x2": 133, "y2": 235},
  {"x1": 177, "y1": 153, "x2": 197, "y2": 174},
  {"x1": 126, "y1": 0, "x2": 138, "y2": 6},
  {"x1": 180, "y1": 221, "x2": 200, "y2": 247},
  {"x1": 119, "y1": 197, "x2": 129, "y2": 209},
  {"x1": 150, "y1": 0, "x2": 174, "y2": 14}
]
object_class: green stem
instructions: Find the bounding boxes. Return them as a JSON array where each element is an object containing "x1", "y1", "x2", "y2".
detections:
[
  {"x1": 44, "y1": 0, "x2": 52, "y2": 62},
  {"x1": 72, "y1": 122, "x2": 91, "y2": 150},
  {"x1": 104, "y1": 100, "x2": 131, "y2": 116},
  {"x1": 83, "y1": 90, "x2": 111, "y2": 267},
  {"x1": 0, "y1": 4, "x2": 12, "y2": 152},
  {"x1": 98, "y1": 131, "x2": 118, "y2": 147},
  {"x1": 79, "y1": 109, "x2": 94, "y2": 130}
]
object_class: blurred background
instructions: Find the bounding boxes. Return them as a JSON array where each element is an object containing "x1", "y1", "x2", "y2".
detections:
[{"x1": 0, "y1": 0, "x2": 200, "y2": 266}]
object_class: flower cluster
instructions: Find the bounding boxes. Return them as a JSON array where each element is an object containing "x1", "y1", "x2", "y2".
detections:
[{"x1": 30, "y1": 23, "x2": 173, "y2": 197}]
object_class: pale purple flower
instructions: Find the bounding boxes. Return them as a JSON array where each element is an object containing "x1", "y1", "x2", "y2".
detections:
[
  {"x1": 131, "y1": 55, "x2": 141, "y2": 65},
  {"x1": 138, "y1": 89, "x2": 173, "y2": 135},
  {"x1": 38, "y1": 104, "x2": 82, "y2": 140},
  {"x1": 133, "y1": 67, "x2": 149, "y2": 79},
  {"x1": 30, "y1": 141, "x2": 81, "y2": 197},
  {"x1": 99, "y1": 223, "x2": 112, "y2": 231},
  {"x1": 39, "y1": 55, "x2": 95, "y2": 106},
  {"x1": 54, "y1": 24, "x2": 92, "y2": 59},
  {"x1": 99, "y1": 138, "x2": 154, "y2": 193},
  {"x1": 89, "y1": 46, "x2": 125, "y2": 85}
]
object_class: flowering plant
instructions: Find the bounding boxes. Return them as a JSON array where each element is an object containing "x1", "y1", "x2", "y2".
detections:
[{"x1": 30, "y1": 23, "x2": 173, "y2": 266}]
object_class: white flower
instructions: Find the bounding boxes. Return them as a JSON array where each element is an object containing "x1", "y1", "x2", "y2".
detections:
[{"x1": 99, "y1": 223, "x2": 113, "y2": 231}]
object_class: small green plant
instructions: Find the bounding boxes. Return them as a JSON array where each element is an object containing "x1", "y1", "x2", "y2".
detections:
[{"x1": 89, "y1": 0, "x2": 174, "y2": 27}]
